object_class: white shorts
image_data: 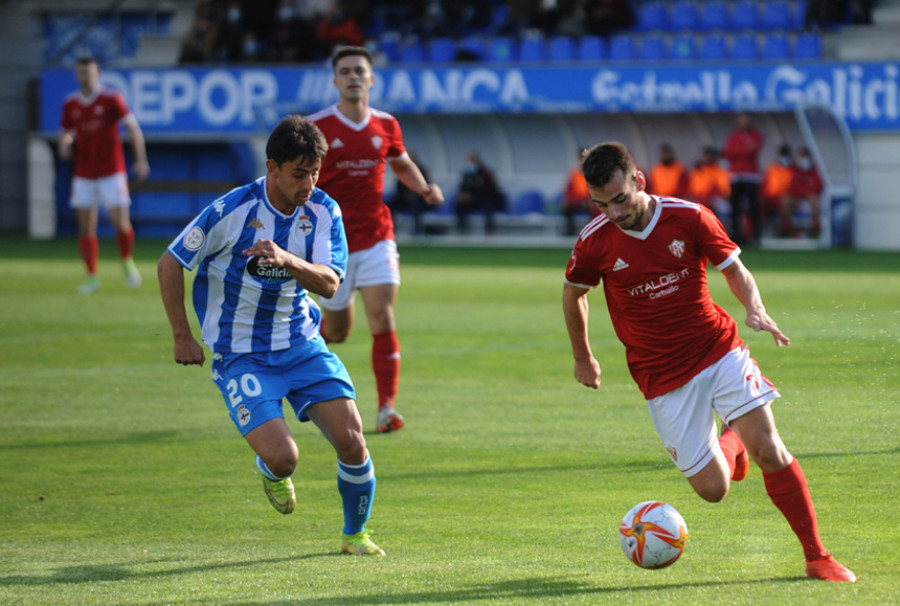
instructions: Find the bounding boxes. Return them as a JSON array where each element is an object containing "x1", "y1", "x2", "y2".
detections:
[
  {"x1": 318, "y1": 239, "x2": 400, "y2": 311},
  {"x1": 645, "y1": 346, "x2": 780, "y2": 477},
  {"x1": 70, "y1": 173, "x2": 131, "y2": 209}
]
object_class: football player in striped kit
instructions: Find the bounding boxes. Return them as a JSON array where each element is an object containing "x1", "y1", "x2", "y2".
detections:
[{"x1": 158, "y1": 115, "x2": 384, "y2": 556}]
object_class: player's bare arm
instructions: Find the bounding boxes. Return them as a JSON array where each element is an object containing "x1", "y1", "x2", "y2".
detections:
[
  {"x1": 721, "y1": 259, "x2": 791, "y2": 347},
  {"x1": 124, "y1": 116, "x2": 150, "y2": 181},
  {"x1": 243, "y1": 238, "x2": 341, "y2": 298},
  {"x1": 390, "y1": 156, "x2": 445, "y2": 206},
  {"x1": 563, "y1": 282, "x2": 602, "y2": 388},
  {"x1": 58, "y1": 130, "x2": 74, "y2": 161},
  {"x1": 158, "y1": 252, "x2": 206, "y2": 366}
]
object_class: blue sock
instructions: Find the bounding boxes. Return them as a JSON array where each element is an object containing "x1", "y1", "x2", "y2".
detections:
[
  {"x1": 337, "y1": 457, "x2": 376, "y2": 535},
  {"x1": 256, "y1": 454, "x2": 289, "y2": 481}
]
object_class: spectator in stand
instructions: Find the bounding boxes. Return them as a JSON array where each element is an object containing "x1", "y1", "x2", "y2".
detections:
[
  {"x1": 317, "y1": 1, "x2": 365, "y2": 54},
  {"x1": 265, "y1": 0, "x2": 318, "y2": 62},
  {"x1": 761, "y1": 144, "x2": 795, "y2": 234},
  {"x1": 586, "y1": 0, "x2": 635, "y2": 37},
  {"x1": 212, "y1": 1, "x2": 247, "y2": 62},
  {"x1": 688, "y1": 145, "x2": 731, "y2": 221},
  {"x1": 648, "y1": 142, "x2": 689, "y2": 199},
  {"x1": 178, "y1": 2, "x2": 219, "y2": 64},
  {"x1": 723, "y1": 112, "x2": 764, "y2": 245},
  {"x1": 455, "y1": 151, "x2": 506, "y2": 234},
  {"x1": 559, "y1": 147, "x2": 598, "y2": 236},
  {"x1": 388, "y1": 151, "x2": 432, "y2": 236},
  {"x1": 781, "y1": 147, "x2": 824, "y2": 238}
]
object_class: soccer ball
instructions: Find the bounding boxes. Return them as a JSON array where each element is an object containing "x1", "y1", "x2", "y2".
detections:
[{"x1": 619, "y1": 501, "x2": 689, "y2": 569}]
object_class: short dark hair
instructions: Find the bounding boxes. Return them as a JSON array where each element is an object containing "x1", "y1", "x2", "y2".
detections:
[
  {"x1": 266, "y1": 114, "x2": 328, "y2": 165},
  {"x1": 75, "y1": 56, "x2": 98, "y2": 67},
  {"x1": 581, "y1": 142, "x2": 636, "y2": 188},
  {"x1": 331, "y1": 45, "x2": 373, "y2": 71}
]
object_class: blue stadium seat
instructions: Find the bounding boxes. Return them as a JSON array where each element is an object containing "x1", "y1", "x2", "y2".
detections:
[
  {"x1": 548, "y1": 36, "x2": 576, "y2": 61},
  {"x1": 638, "y1": 35, "x2": 667, "y2": 61},
  {"x1": 762, "y1": 32, "x2": 791, "y2": 59},
  {"x1": 458, "y1": 35, "x2": 486, "y2": 61},
  {"x1": 731, "y1": 1, "x2": 759, "y2": 30},
  {"x1": 700, "y1": 33, "x2": 728, "y2": 60},
  {"x1": 487, "y1": 36, "x2": 516, "y2": 62},
  {"x1": 513, "y1": 191, "x2": 545, "y2": 214},
  {"x1": 489, "y1": 4, "x2": 510, "y2": 33},
  {"x1": 519, "y1": 36, "x2": 546, "y2": 62},
  {"x1": 669, "y1": 3, "x2": 699, "y2": 32},
  {"x1": 378, "y1": 32, "x2": 401, "y2": 62},
  {"x1": 794, "y1": 31, "x2": 823, "y2": 58},
  {"x1": 731, "y1": 33, "x2": 759, "y2": 59},
  {"x1": 428, "y1": 37, "x2": 457, "y2": 62},
  {"x1": 635, "y1": 1, "x2": 668, "y2": 31},
  {"x1": 397, "y1": 40, "x2": 426, "y2": 63},
  {"x1": 578, "y1": 35, "x2": 607, "y2": 61},
  {"x1": 792, "y1": 0, "x2": 809, "y2": 29},
  {"x1": 609, "y1": 35, "x2": 636, "y2": 61},
  {"x1": 670, "y1": 34, "x2": 697, "y2": 60},
  {"x1": 761, "y1": 1, "x2": 792, "y2": 31},
  {"x1": 699, "y1": 1, "x2": 729, "y2": 31}
]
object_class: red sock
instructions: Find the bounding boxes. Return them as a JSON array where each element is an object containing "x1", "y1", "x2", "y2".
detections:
[
  {"x1": 719, "y1": 427, "x2": 744, "y2": 477},
  {"x1": 78, "y1": 235, "x2": 99, "y2": 275},
  {"x1": 372, "y1": 330, "x2": 400, "y2": 410},
  {"x1": 763, "y1": 459, "x2": 827, "y2": 561},
  {"x1": 116, "y1": 228, "x2": 135, "y2": 260},
  {"x1": 319, "y1": 317, "x2": 331, "y2": 344}
]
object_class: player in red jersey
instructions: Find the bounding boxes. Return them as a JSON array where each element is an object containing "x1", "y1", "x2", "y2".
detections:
[
  {"x1": 309, "y1": 46, "x2": 444, "y2": 433},
  {"x1": 59, "y1": 56, "x2": 150, "y2": 294},
  {"x1": 562, "y1": 142, "x2": 855, "y2": 583}
]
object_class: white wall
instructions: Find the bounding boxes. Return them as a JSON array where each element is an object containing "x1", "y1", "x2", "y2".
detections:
[{"x1": 854, "y1": 133, "x2": 900, "y2": 250}]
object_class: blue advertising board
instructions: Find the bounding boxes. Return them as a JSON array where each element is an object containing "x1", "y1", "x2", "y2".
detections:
[{"x1": 40, "y1": 61, "x2": 900, "y2": 135}]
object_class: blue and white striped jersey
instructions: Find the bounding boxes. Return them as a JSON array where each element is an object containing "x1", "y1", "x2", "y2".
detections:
[{"x1": 167, "y1": 176, "x2": 347, "y2": 354}]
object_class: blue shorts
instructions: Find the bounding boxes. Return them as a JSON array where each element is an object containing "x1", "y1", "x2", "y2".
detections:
[{"x1": 210, "y1": 336, "x2": 356, "y2": 436}]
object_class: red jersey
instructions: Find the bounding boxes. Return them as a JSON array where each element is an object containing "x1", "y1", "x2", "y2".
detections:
[
  {"x1": 565, "y1": 197, "x2": 744, "y2": 399},
  {"x1": 788, "y1": 165, "x2": 823, "y2": 199},
  {"x1": 723, "y1": 126, "x2": 764, "y2": 180},
  {"x1": 309, "y1": 105, "x2": 406, "y2": 253},
  {"x1": 60, "y1": 87, "x2": 131, "y2": 179}
]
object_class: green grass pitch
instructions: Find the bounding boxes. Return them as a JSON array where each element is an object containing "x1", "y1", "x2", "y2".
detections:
[{"x1": 0, "y1": 236, "x2": 897, "y2": 605}]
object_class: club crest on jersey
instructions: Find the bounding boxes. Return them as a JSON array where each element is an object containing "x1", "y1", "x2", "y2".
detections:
[
  {"x1": 183, "y1": 226, "x2": 205, "y2": 251},
  {"x1": 247, "y1": 256, "x2": 292, "y2": 282},
  {"x1": 371, "y1": 135, "x2": 382, "y2": 149},
  {"x1": 297, "y1": 215, "x2": 313, "y2": 235},
  {"x1": 237, "y1": 404, "x2": 251, "y2": 427},
  {"x1": 246, "y1": 218, "x2": 264, "y2": 230},
  {"x1": 331, "y1": 138, "x2": 344, "y2": 148},
  {"x1": 668, "y1": 239, "x2": 686, "y2": 258}
]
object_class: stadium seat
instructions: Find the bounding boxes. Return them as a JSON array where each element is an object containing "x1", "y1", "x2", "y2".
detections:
[
  {"x1": 635, "y1": 1, "x2": 668, "y2": 31},
  {"x1": 548, "y1": 36, "x2": 576, "y2": 61},
  {"x1": 428, "y1": 37, "x2": 457, "y2": 63},
  {"x1": 794, "y1": 31, "x2": 823, "y2": 58},
  {"x1": 487, "y1": 36, "x2": 517, "y2": 62},
  {"x1": 457, "y1": 35, "x2": 486, "y2": 61},
  {"x1": 700, "y1": 33, "x2": 728, "y2": 61},
  {"x1": 762, "y1": 32, "x2": 791, "y2": 59},
  {"x1": 731, "y1": 33, "x2": 759, "y2": 59},
  {"x1": 731, "y1": 1, "x2": 759, "y2": 30},
  {"x1": 761, "y1": 1, "x2": 792, "y2": 31},
  {"x1": 792, "y1": 0, "x2": 809, "y2": 29},
  {"x1": 397, "y1": 40, "x2": 426, "y2": 63},
  {"x1": 489, "y1": 4, "x2": 510, "y2": 34},
  {"x1": 513, "y1": 190, "x2": 545, "y2": 214},
  {"x1": 638, "y1": 35, "x2": 667, "y2": 61},
  {"x1": 669, "y1": 3, "x2": 700, "y2": 32},
  {"x1": 519, "y1": 36, "x2": 546, "y2": 62},
  {"x1": 699, "y1": 1, "x2": 729, "y2": 31},
  {"x1": 378, "y1": 32, "x2": 401, "y2": 62},
  {"x1": 670, "y1": 34, "x2": 697, "y2": 60},
  {"x1": 577, "y1": 35, "x2": 607, "y2": 61},
  {"x1": 609, "y1": 34, "x2": 636, "y2": 61}
]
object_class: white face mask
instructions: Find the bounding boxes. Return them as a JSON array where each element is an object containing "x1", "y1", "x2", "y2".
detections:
[{"x1": 798, "y1": 158, "x2": 813, "y2": 171}]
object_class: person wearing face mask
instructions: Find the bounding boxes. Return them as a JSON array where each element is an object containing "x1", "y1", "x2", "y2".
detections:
[
  {"x1": 781, "y1": 147, "x2": 824, "y2": 238},
  {"x1": 761, "y1": 143, "x2": 795, "y2": 235},
  {"x1": 213, "y1": 1, "x2": 247, "y2": 62},
  {"x1": 648, "y1": 142, "x2": 688, "y2": 199},
  {"x1": 265, "y1": 0, "x2": 318, "y2": 62}
]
